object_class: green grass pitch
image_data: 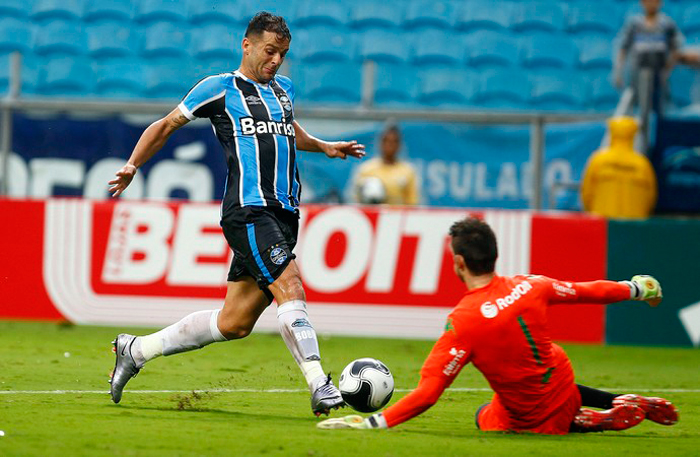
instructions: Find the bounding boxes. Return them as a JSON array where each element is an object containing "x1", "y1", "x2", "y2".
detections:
[{"x1": 0, "y1": 321, "x2": 698, "y2": 456}]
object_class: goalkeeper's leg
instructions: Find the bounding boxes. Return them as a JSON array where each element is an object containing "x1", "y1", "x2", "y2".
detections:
[{"x1": 577, "y1": 384, "x2": 678, "y2": 426}]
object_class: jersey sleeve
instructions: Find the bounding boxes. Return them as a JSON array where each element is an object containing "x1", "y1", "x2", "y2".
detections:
[
  {"x1": 177, "y1": 75, "x2": 226, "y2": 120},
  {"x1": 528, "y1": 275, "x2": 632, "y2": 305},
  {"x1": 381, "y1": 322, "x2": 471, "y2": 428}
]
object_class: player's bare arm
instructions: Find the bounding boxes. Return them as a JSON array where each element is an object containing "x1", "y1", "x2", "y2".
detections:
[
  {"x1": 292, "y1": 120, "x2": 366, "y2": 160},
  {"x1": 108, "y1": 107, "x2": 190, "y2": 197}
]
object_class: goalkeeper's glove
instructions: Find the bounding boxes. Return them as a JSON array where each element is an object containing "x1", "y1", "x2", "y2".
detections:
[
  {"x1": 317, "y1": 414, "x2": 387, "y2": 430},
  {"x1": 623, "y1": 275, "x2": 663, "y2": 306}
]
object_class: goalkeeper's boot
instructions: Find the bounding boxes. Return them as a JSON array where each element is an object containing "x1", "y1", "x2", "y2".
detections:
[
  {"x1": 311, "y1": 374, "x2": 345, "y2": 417},
  {"x1": 573, "y1": 404, "x2": 645, "y2": 432},
  {"x1": 613, "y1": 394, "x2": 679, "y2": 425},
  {"x1": 109, "y1": 334, "x2": 141, "y2": 404}
]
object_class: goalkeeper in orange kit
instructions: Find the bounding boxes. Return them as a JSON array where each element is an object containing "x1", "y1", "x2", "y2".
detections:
[{"x1": 319, "y1": 217, "x2": 678, "y2": 434}]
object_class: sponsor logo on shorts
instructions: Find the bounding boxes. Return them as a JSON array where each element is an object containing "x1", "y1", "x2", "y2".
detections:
[
  {"x1": 291, "y1": 318, "x2": 311, "y2": 328},
  {"x1": 270, "y1": 247, "x2": 288, "y2": 265},
  {"x1": 443, "y1": 347, "x2": 466, "y2": 376}
]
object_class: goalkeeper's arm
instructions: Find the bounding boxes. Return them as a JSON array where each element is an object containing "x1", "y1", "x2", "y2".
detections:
[{"x1": 540, "y1": 275, "x2": 663, "y2": 307}]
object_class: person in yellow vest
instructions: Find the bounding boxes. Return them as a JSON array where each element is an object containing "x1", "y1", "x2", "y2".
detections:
[
  {"x1": 354, "y1": 124, "x2": 420, "y2": 205},
  {"x1": 581, "y1": 116, "x2": 657, "y2": 218}
]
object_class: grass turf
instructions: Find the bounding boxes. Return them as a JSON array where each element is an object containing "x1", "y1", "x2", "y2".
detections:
[{"x1": 0, "y1": 320, "x2": 698, "y2": 456}]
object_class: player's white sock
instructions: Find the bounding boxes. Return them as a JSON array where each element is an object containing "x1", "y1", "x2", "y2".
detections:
[
  {"x1": 277, "y1": 300, "x2": 326, "y2": 391},
  {"x1": 131, "y1": 309, "x2": 227, "y2": 367}
]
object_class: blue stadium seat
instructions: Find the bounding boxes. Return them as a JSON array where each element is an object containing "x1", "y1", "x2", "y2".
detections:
[
  {"x1": 682, "y1": 6, "x2": 700, "y2": 36},
  {"x1": 456, "y1": 0, "x2": 514, "y2": 32},
  {"x1": 0, "y1": 52, "x2": 40, "y2": 95},
  {"x1": 587, "y1": 71, "x2": 620, "y2": 111},
  {"x1": 83, "y1": 0, "x2": 134, "y2": 22},
  {"x1": 412, "y1": 29, "x2": 463, "y2": 66},
  {"x1": 94, "y1": 58, "x2": 143, "y2": 98},
  {"x1": 86, "y1": 21, "x2": 134, "y2": 58},
  {"x1": 295, "y1": 0, "x2": 347, "y2": 28},
  {"x1": 372, "y1": 62, "x2": 418, "y2": 106},
  {"x1": 512, "y1": 2, "x2": 566, "y2": 33},
  {"x1": 189, "y1": 0, "x2": 250, "y2": 26},
  {"x1": 35, "y1": 20, "x2": 87, "y2": 56},
  {"x1": 193, "y1": 58, "x2": 236, "y2": 78},
  {"x1": 0, "y1": 0, "x2": 30, "y2": 19},
  {"x1": 568, "y1": 4, "x2": 622, "y2": 36},
  {"x1": 349, "y1": 0, "x2": 403, "y2": 30},
  {"x1": 0, "y1": 18, "x2": 33, "y2": 54},
  {"x1": 294, "y1": 62, "x2": 361, "y2": 104},
  {"x1": 295, "y1": 26, "x2": 354, "y2": 63},
  {"x1": 521, "y1": 33, "x2": 578, "y2": 69},
  {"x1": 142, "y1": 21, "x2": 190, "y2": 58},
  {"x1": 474, "y1": 69, "x2": 529, "y2": 109},
  {"x1": 669, "y1": 66, "x2": 698, "y2": 107},
  {"x1": 252, "y1": 1, "x2": 298, "y2": 24},
  {"x1": 136, "y1": 0, "x2": 187, "y2": 24},
  {"x1": 40, "y1": 57, "x2": 95, "y2": 96},
  {"x1": 577, "y1": 35, "x2": 614, "y2": 70},
  {"x1": 417, "y1": 68, "x2": 476, "y2": 108},
  {"x1": 529, "y1": 72, "x2": 586, "y2": 111},
  {"x1": 464, "y1": 30, "x2": 519, "y2": 68},
  {"x1": 31, "y1": 0, "x2": 84, "y2": 22},
  {"x1": 357, "y1": 29, "x2": 409, "y2": 64},
  {"x1": 403, "y1": 0, "x2": 454, "y2": 30},
  {"x1": 143, "y1": 58, "x2": 195, "y2": 99},
  {"x1": 191, "y1": 24, "x2": 240, "y2": 61}
]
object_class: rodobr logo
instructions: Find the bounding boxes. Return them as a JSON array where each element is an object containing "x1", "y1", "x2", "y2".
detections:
[
  {"x1": 480, "y1": 301, "x2": 498, "y2": 319},
  {"x1": 480, "y1": 281, "x2": 533, "y2": 319},
  {"x1": 240, "y1": 117, "x2": 295, "y2": 137}
]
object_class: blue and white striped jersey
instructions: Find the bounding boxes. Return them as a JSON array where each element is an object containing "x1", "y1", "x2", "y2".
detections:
[{"x1": 177, "y1": 71, "x2": 301, "y2": 215}]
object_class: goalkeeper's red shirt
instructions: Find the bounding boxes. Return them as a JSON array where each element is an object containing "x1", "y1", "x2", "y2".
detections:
[{"x1": 381, "y1": 275, "x2": 632, "y2": 433}]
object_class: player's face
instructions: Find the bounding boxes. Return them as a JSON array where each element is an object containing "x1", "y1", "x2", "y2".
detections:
[
  {"x1": 242, "y1": 31, "x2": 290, "y2": 84},
  {"x1": 642, "y1": 0, "x2": 661, "y2": 14},
  {"x1": 381, "y1": 131, "x2": 400, "y2": 161}
]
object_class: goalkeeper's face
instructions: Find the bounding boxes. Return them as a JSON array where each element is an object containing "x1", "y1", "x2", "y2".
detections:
[{"x1": 242, "y1": 31, "x2": 290, "y2": 83}]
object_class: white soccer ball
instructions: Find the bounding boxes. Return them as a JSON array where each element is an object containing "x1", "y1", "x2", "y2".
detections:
[
  {"x1": 358, "y1": 177, "x2": 387, "y2": 204},
  {"x1": 339, "y1": 358, "x2": 394, "y2": 413}
]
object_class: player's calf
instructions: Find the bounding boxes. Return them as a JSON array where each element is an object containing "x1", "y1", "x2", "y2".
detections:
[{"x1": 612, "y1": 394, "x2": 679, "y2": 426}]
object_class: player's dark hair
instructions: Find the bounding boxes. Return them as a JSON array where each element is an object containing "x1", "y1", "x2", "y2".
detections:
[
  {"x1": 449, "y1": 217, "x2": 498, "y2": 275},
  {"x1": 245, "y1": 12, "x2": 292, "y2": 42},
  {"x1": 382, "y1": 124, "x2": 401, "y2": 141}
]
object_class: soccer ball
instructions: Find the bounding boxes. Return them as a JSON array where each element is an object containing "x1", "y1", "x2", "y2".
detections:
[{"x1": 339, "y1": 358, "x2": 394, "y2": 413}]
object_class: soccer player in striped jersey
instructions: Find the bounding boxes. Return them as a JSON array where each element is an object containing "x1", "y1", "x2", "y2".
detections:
[
  {"x1": 319, "y1": 217, "x2": 678, "y2": 433},
  {"x1": 107, "y1": 12, "x2": 365, "y2": 416}
]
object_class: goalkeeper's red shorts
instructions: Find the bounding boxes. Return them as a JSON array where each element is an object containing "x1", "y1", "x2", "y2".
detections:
[{"x1": 475, "y1": 387, "x2": 582, "y2": 435}]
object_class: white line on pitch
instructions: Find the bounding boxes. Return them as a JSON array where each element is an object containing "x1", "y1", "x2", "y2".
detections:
[{"x1": 1, "y1": 387, "x2": 699, "y2": 395}]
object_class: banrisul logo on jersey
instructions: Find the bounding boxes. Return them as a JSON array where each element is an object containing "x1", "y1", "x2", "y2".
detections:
[{"x1": 240, "y1": 117, "x2": 295, "y2": 136}]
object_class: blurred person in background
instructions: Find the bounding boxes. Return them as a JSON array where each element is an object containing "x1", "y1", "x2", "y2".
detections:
[
  {"x1": 354, "y1": 124, "x2": 420, "y2": 206},
  {"x1": 581, "y1": 116, "x2": 657, "y2": 219},
  {"x1": 614, "y1": 0, "x2": 684, "y2": 114}
]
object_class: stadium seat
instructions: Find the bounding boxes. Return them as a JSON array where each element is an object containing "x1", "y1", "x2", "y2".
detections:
[
  {"x1": 411, "y1": 29, "x2": 464, "y2": 67},
  {"x1": 294, "y1": 62, "x2": 361, "y2": 104},
  {"x1": 568, "y1": 4, "x2": 622, "y2": 36},
  {"x1": 669, "y1": 66, "x2": 698, "y2": 107},
  {"x1": 511, "y1": 2, "x2": 566, "y2": 33},
  {"x1": 136, "y1": 0, "x2": 187, "y2": 24},
  {"x1": 529, "y1": 72, "x2": 586, "y2": 111},
  {"x1": 295, "y1": 26, "x2": 354, "y2": 63},
  {"x1": 357, "y1": 29, "x2": 409, "y2": 64},
  {"x1": 577, "y1": 35, "x2": 614, "y2": 70},
  {"x1": 417, "y1": 68, "x2": 477, "y2": 108},
  {"x1": 348, "y1": 0, "x2": 403, "y2": 30},
  {"x1": 0, "y1": 18, "x2": 33, "y2": 54},
  {"x1": 191, "y1": 24, "x2": 240, "y2": 61},
  {"x1": 31, "y1": 0, "x2": 84, "y2": 22},
  {"x1": 143, "y1": 58, "x2": 195, "y2": 99},
  {"x1": 0, "y1": 0, "x2": 29, "y2": 19},
  {"x1": 0, "y1": 52, "x2": 40, "y2": 95},
  {"x1": 682, "y1": 6, "x2": 700, "y2": 36},
  {"x1": 474, "y1": 69, "x2": 529, "y2": 109},
  {"x1": 189, "y1": 0, "x2": 250, "y2": 25},
  {"x1": 193, "y1": 58, "x2": 236, "y2": 78},
  {"x1": 464, "y1": 30, "x2": 518, "y2": 68},
  {"x1": 40, "y1": 57, "x2": 95, "y2": 96},
  {"x1": 94, "y1": 58, "x2": 143, "y2": 98},
  {"x1": 456, "y1": 0, "x2": 514, "y2": 32},
  {"x1": 142, "y1": 21, "x2": 190, "y2": 59},
  {"x1": 372, "y1": 62, "x2": 419, "y2": 107},
  {"x1": 521, "y1": 33, "x2": 578, "y2": 69},
  {"x1": 83, "y1": 0, "x2": 134, "y2": 22},
  {"x1": 294, "y1": 0, "x2": 347, "y2": 28},
  {"x1": 252, "y1": 0, "x2": 298, "y2": 24},
  {"x1": 86, "y1": 21, "x2": 134, "y2": 58},
  {"x1": 587, "y1": 71, "x2": 620, "y2": 111},
  {"x1": 34, "y1": 20, "x2": 87, "y2": 56},
  {"x1": 403, "y1": 0, "x2": 454, "y2": 30}
]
